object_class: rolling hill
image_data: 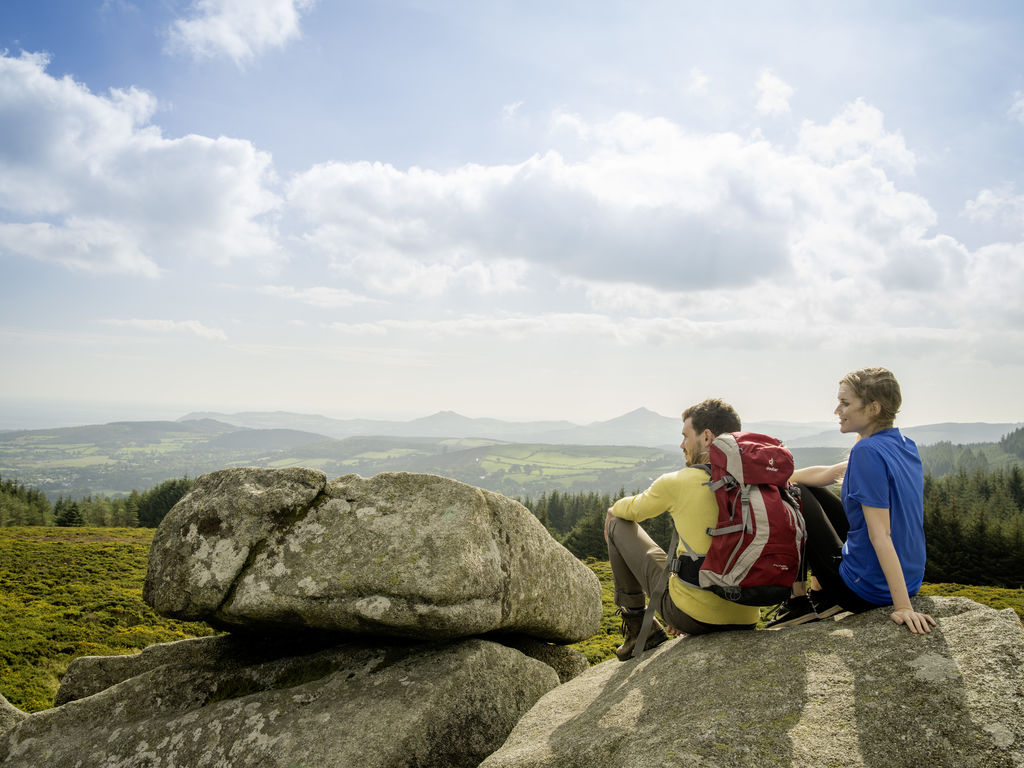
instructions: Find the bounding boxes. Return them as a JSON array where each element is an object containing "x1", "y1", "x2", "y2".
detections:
[{"x1": 0, "y1": 410, "x2": 1019, "y2": 500}]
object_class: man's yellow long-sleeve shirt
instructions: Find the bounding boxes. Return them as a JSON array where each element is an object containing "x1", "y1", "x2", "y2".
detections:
[{"x1": 611, "y1": 466, "x2": 760, "y2": 626}]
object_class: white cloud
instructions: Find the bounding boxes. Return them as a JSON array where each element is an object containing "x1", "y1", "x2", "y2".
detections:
[
  {"x1": 329, "y1": 312, "x2": 703, "y2": 346},
  {"x1": 0, "y1": 51, "x2": 281, "y2": 276},
  {"x1": 963, "y1": 184, "x2": 1024, "y2": 236},
  {"x1": 255, "y1": 285, "x2": 378, "y2": 308},
  {"x1": 797, "y1": 98, "x2": 916, "y2": 174},
  {"x1": 102, "y1": 319, "x2": 228, "y2": 341},
  {"x1": 1009, "y1": 91, "x2": 1024, "y2": 125},
  {"x1": 286, "y1": 105, "x2": 937, "y2": 307},
  {"x1": 167, "y1": 0, "x2": 316, "y2": 66},
  {"x1": 322, "y1": 309, "x2": 982, "y2": 364},
  {"x1": 688, "y1": 67, "x2": 710, "y2": 94},
  {"x1": 755, "y1": 70, "x2": 793, "y2": 116},
  {"x1": 280, "y1": 102, "x2": 1024, "y2": 365},
  {"x1": 0, "y1": 219, "x2": 160, "y2": 277},
  {"x1": 502, "y1": 100, "x2": 524, "y2": 121}
]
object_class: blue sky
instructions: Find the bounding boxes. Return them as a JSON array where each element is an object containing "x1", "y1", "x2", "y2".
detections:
[{"x1": 1, "y1": 0, "x2": 1023, "y2": 430}]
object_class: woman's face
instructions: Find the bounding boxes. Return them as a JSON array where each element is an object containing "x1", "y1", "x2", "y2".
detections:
[{"x1": 835, "y1": 383, "x2": 880, "y2": 438}]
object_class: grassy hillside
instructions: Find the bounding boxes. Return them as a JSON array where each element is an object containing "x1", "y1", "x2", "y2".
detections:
[
  {"x1": 0, "y1": 527, "x2": 216, "y2": 712},
  {"x1": 3, "y1": 527, "x2": 1023, "y2": 715}
]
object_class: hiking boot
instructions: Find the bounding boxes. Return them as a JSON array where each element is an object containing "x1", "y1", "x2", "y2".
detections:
[
  {"x1": 810, "y1": 590, "x2": 844, "y2": 620},
  {"x1": 615, "y1": 607, "x2": 668, "y2": 661},
  {"x1": 764, "y1": 595, "x2": 819, "y2": 629}
]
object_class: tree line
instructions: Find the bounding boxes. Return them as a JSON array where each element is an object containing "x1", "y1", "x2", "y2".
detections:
[
  {"x1": 4, "y1": 447, "x2": 1023, "y2": 589},
  {"x1": 0, "y1": 474, "x2": 193, "y2": 528},
  {"x1": 520, "y1": 464, "x2": 1024, "y2": 590}
]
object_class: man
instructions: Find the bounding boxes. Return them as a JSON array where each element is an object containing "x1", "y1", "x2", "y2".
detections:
[{"x1": 604, "y1": 398, "x2": 760, "y2": 660}]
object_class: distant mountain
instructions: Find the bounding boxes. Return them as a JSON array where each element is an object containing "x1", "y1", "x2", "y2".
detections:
[
  {"x1": 176, "y1": 407, "x2": 844, "y2": 448},
  {"x1": 177, "y1": 409, "x2": 577, "y2": 442},
  {"x1": 177, "y1": 409, "x2": 1019, "y2": 449},
  {"x1": 531, "y1": 407, "x2": 679, "y2": 447},
  {"x1": 786, "y1": 421, "x2": 1023, "y2": 448},
  {"x1": 177, "y1": 411, "x2": 393, "y2": 440}
]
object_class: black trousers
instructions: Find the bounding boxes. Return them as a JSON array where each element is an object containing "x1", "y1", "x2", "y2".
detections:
[{"x1": 798, "y1": 484, "x2": 880, "y2": 613}]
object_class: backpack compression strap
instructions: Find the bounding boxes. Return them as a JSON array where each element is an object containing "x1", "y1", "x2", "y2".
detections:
[{"x1": 631, "y1": 528, "x2": 679, "y2": 660}]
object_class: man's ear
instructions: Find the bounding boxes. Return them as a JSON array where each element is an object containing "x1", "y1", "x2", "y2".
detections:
[{"x1": 702, "y1": 428, "x2": 715, "y2": 447}]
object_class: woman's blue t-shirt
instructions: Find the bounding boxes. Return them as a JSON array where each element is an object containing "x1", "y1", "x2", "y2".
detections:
[{"x1": 839, "y1": 428, "x2": 926, "y2": 605}]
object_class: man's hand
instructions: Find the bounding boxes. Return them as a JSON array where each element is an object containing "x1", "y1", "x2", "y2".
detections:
[
  {"x1": 604, "y1": 508, "x2": 615, "y2": 544},
  {"x1": 890, "y1": 607, "x2": 937, "y2": 634}
]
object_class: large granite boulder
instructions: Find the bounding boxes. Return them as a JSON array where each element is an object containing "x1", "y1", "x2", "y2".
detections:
[
  {"x1": 2, "y1": 634, "x2": 559, "y2": 768},
  {"x1": 481, "y1": 597, "x2": 1024, "y2": 768},
  {"x1": 144, "y1": 468, "x2": 601, "y2": 643},
  {"x1": 0, "y1": 696, "x2": 25, "y2": 739}
]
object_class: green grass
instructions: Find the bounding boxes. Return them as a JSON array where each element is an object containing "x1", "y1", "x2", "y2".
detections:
[
  {"x1": 3, "y1": 529, "x2": 1022, "y2": 714},
  {"x1": 0, "y1": 527, "x2": 216, "y2": 713},
  {"x1": 569, "y1": 559, "x2": 621, "y2": 664},
  {"x1": 919, "y1": 583, "x2": 1024, "y2": 619}
]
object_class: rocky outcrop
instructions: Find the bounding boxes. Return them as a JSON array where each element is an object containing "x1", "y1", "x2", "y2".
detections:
[
  {"x1": 0, "y1": 695, "x2": 25, "y2": 739},
  {"x1": 144, "y1": 468, "x2": 602, "y2": 643},
  {"x1": 3, "y1": 633, "x2": 558, "y2": 768},
  {"x1": 481, "y1": 596, "x2": 1024, "y2": 768},
  {"x1": 2, "y1": 469, "x2": 600, "y2": 768}
]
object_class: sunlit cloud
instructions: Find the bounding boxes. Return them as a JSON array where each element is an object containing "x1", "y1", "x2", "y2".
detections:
[
  {"x1": 101, "y1": 319, "x2": 228, "y2": 341},
  {"x1": 1009, "y1": 91, "x2": 1024, "y2": 125},
  {"x1": 797, "y1": 98, "x2": 915, "y2": 174},
  {"x1": 963, "y1": 184, "x2": 1024, "y2": 236},
  {"x1": 502, "y1": 100, "x2": 525, "y2": 121},
  {"x1": 755, "y1": 70, "x2": 794, "y2": 116},
  {"x1": 688, "y1": 67, "x2": 710, "y2": 94},
  {"x1": 254, "y1": 285, "x2": 379, "y2": 308},
  {"x1": 0, "y1": 51, "x2": 281, "y2": 276},
  {"x1": 167, "y1": 0, "x2": 317, "y2": 66}
]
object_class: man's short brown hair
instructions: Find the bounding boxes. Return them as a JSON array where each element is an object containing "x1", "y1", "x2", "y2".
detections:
[{"x1": 682, "y1": 398, "x2": 741, "y2": 437}]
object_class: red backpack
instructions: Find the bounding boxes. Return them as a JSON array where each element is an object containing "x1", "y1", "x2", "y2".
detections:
[{"x1": 671, "y1": 432, "x2": 805, "y2": 606}]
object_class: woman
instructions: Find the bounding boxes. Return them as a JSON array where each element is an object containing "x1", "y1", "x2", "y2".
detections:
[{"x1": 766, "y1": 367, "x2": 936, "y2": 634}]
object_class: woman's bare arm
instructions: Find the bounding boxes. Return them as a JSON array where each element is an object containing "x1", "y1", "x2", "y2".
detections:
[{"x1": 791, "y1": 461, "x2": 847, "y2": 487}]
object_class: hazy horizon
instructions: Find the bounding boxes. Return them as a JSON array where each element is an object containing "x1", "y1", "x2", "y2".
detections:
[{"x1": 0, "y1": 397, "x2": 1018, "y2": 434}]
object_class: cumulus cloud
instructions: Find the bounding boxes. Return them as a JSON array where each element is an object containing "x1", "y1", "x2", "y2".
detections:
[
  {"x1": 167, "y1": 0, "x2": 316, "y2": 66},
  {"x1": 502, "y1": 100, "x2": 524, "y2": 121},
  {"x1": 328, "y1": 312, "x2": 704, "y2": 346},
  {"x1": 279, "y1": 100, "x2": 1024, "y2": 361},
  {"x1": 963, "y1": 184, "x2": 1024, "y2": 236},
  {"x1": 797, "y1": 98, "x2": 916, "y2": 174},
  {"x1": 755, "y1": 70, "x2": 793, "y2": 116},
  {"x1": 0, "y1": 51, "x2": 280, "y2": 276},
  {"x1": 286, "y1": 105, "x2": 942, "y2": 309},
  {"x1": 254, "y1": 285, "x2": 379, "y2": 308},
  {"x1": 102, "y1": 318, "x2": 228, "y2": 341},
  {"x1": 688, "y1": 67, "x2": 710, "y2": 94},
  {"x1": 1009, "y1": 91, "x2": 1024, "y2": 125}
]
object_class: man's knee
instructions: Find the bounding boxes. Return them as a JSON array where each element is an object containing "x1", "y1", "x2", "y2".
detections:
[{"x1": 606, "y1": 515, "x2": 636, "y2": 542}]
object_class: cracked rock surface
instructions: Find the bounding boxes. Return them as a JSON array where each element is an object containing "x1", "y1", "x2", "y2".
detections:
[
  {"x1": 143, "y1": 468, "x2": 602, "y2": 643},
  {"x1": 3, "y1": 634, "x2": 559, "y2": 768}
]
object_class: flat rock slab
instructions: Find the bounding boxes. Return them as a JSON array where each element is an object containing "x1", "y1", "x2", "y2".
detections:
[
  {"x1": 2, "y1": 635, "x2": 560, "y2": 768},
  {"x1": 481, "y1": 596, "x2": 1024, "y2": 768},
  {"x1": 143, "y1": 468, "x2": 601, "y2": 643}
]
